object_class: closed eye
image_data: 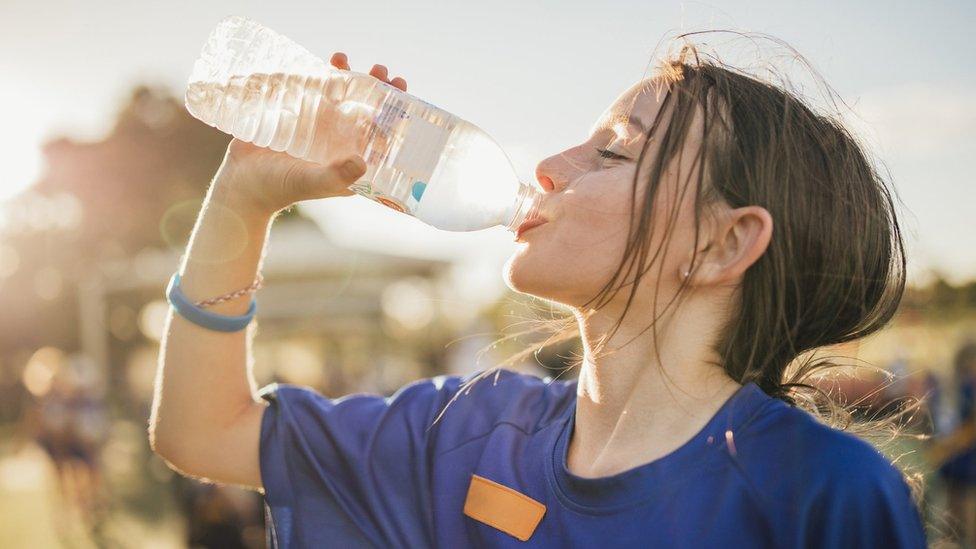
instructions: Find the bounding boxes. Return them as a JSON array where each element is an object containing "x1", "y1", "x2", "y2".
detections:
[{"x1": 596, "y1": 148, "x2": 629, "y2": 161}]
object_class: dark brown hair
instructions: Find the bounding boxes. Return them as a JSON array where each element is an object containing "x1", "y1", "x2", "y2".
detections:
[{"x1": 436, "y1": 31, "x2": 935, "y2": 538}]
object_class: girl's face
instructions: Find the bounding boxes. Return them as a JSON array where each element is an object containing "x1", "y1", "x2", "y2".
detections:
[{"x1": 504, "y1": 78, "x2": 707, "y2": 311}]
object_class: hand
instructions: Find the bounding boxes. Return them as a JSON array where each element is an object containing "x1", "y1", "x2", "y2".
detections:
[{"x1": 213, "y1": 52, "x2": 410, "y2": 217}]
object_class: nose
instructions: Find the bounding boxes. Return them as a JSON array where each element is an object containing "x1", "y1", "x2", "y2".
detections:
[
  {"x1": 535, "y1": 154, "x2": 569, "y2": 193},
  {"x1": 536, "y1": 172, "x2": 556, "y2": 192}
]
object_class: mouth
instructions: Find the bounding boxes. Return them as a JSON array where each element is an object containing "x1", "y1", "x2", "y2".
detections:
[{"x1": 515, "y1": 217, "x2": 548, "y2": 242}]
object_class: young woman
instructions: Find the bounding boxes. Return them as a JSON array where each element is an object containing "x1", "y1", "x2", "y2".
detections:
[{"x1": 150, "y1": 44, "x2": 928, "y2": 547}]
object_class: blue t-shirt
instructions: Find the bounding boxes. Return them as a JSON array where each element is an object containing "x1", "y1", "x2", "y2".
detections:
[{"x1": 257, "y1": 369, "x2": 926, "y2": 548}]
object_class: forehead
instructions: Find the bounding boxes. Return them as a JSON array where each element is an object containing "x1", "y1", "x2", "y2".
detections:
[{"x1": 590, "y1": 77, "x2": 668, "y2": 136}]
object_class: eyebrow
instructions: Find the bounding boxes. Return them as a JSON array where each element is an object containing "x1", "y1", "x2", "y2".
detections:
[
  {"x1": 591, "y1": 114, "x2": 649, "y2": 138},
  {"x1": 618, "y1": 114, "x2": 649, "y2": 134}
]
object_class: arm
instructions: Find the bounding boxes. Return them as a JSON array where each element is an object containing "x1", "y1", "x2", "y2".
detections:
[
  {"x1": 148, "y1": 175, "x2": 275, "y2": 490},
  {"x1": 149, "y1": 54, "x2": 408, "y2": 491}
]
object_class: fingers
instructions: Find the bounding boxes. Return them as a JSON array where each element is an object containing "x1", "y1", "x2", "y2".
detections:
[
  {"x1": 369, "y1": 64, "x2": 389, "y2": 81},
  {"x1": 371, "y1": 66, "x2": 407, "y2": 91},
  {"x1": 330, "y1": 52, "x2": 350, "y2": 70},
  {"x1": 329, "y1": 54, "x2": 408, "y2": 91}
]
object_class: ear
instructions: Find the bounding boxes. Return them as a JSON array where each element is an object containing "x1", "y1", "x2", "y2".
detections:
[{"x1": 688, "y1": 206, "x2": 773, "y2": 286}]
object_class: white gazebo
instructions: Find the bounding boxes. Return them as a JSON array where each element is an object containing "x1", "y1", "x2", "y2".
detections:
[{"x1": 77, "y1": 216, "x2": 453, "y2": 399}]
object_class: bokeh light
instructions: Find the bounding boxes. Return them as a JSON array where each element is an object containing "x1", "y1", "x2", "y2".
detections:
[
  {"x1": 159, "y1": 198, "x2": 203, "y2": 251},
  {"x1": 22, "y1": 346, "x2": 67, "y2": 398},
  {"x1": 125, "y1": 345, "x2": 159, "y2": 401},
  {"x1": 138, "y1": 299, "x2": 170, "y2": 342},
  {"x1": 275, "y1": 340, "x2": 326, "y2": 388},
  {"x1": 381, "y1": 276, "x2": 435, "y2": 331},
  {"x1": 33, "y1": 267, "x2": 63, "y2": 300}
]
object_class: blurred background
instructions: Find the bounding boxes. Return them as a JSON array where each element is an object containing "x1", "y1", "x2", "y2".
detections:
[{"x1": 1, "y1": 0, "x2": 974, "y2": 547}]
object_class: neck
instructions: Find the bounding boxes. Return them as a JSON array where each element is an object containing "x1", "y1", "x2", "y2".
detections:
[{"x1": 566, "y1": 293, "x2": 741, "y2": 478}]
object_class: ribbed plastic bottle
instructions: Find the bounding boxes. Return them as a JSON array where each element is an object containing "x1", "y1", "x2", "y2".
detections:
[{"x1": 185, "y1": 15, "x2": 543, "y2": 233}]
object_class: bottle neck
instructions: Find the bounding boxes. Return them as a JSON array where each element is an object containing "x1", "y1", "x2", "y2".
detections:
[{"x1": 505, "y1": 184, "x2": 544, "y2": 233}]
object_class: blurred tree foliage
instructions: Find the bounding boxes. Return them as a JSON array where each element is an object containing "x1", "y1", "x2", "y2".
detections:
[
  {"x1": 902, "y1": 275, "x2": 976, "y2": 317},
  {"x1": 0, "y1": 84, "x2": 304, "y2": 357}
]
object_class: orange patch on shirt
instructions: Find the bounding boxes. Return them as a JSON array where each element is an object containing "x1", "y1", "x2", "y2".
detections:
[{"x1": 463, "y1": 474, "x2": 547, "y2": 541}]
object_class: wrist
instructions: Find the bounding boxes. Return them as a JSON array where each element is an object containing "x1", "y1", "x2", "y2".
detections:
[{"x1": 209, "y1": 173, "x2": 277, "y2": 222}]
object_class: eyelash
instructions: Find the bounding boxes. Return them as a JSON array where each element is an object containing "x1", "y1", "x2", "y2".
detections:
[{"x1": 596, "y1": 148, "x2": 629, "y2": 161}]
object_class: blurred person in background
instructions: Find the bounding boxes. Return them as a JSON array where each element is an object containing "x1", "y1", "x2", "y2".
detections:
[
  {"x1": 23, "y1": 353, "x2": 110, "y2": 541},
  {"x1": 174, "y1": 477, "x2": 265, "y2": 549},
  {"x1": 884, "y1": 348, "x2": 912, "y2": 404},
  {"x1": 149, "y1": 36, "x2": 928, "y2": 547},
  {"x1": 936, "y1": 341, "x2": 976, "y2": 544},
  {"x1": 922, "y1": 368, "x2": 949, "y2": 437},
  {"x1": 0, "y1": 359, "x2": 27, "y2": 426}
]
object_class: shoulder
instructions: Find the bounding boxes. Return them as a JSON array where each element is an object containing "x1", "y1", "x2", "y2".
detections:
[
  {"x1": 730, "y1": 400, "x2": 924, "y2": 545},
  {"x1": 770, "y1": 401, "x2": 904, "y2": 480},
  {"x1": 259, "y1": 367, "x2": 575, "y2": 436},
  {"x1": 734, "y1": 399, "x2": 909, "y2": 492},
  {"x1": 425, "y1": 368, "x2": 576, "y2": 436}
]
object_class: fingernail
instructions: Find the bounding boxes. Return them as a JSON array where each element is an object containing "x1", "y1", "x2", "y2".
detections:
[{"x1": 342, "y1": 159, "x2": 363, "y2": 178}]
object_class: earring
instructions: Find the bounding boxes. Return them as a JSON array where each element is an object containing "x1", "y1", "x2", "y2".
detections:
[{"x1": 682, "y1": 268, "x2": 691, "y2": 279}]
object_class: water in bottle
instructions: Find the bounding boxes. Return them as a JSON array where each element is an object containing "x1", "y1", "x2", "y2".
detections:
[{"x1": 185, "y1": 15, "x2": 542, "y2": 233}]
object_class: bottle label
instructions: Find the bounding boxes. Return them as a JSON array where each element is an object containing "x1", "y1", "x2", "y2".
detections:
[
  {"x1": 362, "y1": 95, "x2": 408, "y2": 166},
  {"x1": 354, "y1": 92, "x2": 454, "y2": 215},
  {"x1": 394, "y1": 113, "x2": 451, "y2": 179}
]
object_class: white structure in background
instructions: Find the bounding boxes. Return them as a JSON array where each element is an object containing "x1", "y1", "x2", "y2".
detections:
[{"x1": 76, "y1": 217, "x2": 460, "y2": 399}]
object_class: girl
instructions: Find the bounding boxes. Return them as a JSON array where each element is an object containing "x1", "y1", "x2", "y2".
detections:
[{"x1": 151, "y1": 42, "x2": 928, "y2": 547}]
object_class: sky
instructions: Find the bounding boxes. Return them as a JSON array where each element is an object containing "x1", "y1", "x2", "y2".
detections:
[{"x1": 1, "y1": 0, "x2": 974, "y2": 287}]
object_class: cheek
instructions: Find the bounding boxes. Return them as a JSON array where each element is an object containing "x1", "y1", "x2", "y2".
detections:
[
  {"x1": 503, "y1": 174, "x2": 635, "y2": 301},
  {"x1": 563, "y1": 175, "x2": 636, "y2": 266},
  {"x1": 560, "y1": 173, "x2": 633, "y2": 243},
  {"x1": 548, "y1": 179, "x2": 688, "y2": 295}
]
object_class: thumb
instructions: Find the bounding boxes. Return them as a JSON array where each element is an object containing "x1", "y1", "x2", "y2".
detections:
[
  {"x1": 335, "y1": 155, "x2": 367, "y2": 182},
  {"x1": 296, "y1": 156, "x2": 367, "y2": 200}
]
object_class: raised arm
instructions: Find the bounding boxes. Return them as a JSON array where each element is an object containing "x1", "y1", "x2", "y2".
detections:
[{"x1": 149, "y1": 55, "x2": 407, "y2": 489}]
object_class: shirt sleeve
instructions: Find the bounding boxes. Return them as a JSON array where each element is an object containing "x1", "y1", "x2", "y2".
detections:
[
  {"x1": 804, "y1": 462, "x2": 927, "y2": 549},
  {"x1": 257, "y1": 375, "x2": 467, "y2": 548}
]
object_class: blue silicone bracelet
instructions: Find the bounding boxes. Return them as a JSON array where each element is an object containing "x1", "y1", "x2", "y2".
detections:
[{"x1": 166, "y1": 272, "x2": 256, "y2": 332}]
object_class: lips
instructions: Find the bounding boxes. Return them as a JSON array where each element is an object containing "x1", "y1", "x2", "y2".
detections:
[{"x1": 515, "y1": 217, "x2": 548, "y2": 241}]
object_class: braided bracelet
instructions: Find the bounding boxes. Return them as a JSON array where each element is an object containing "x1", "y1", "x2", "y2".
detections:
[
  {"x1": 193, "y1": 272, "x2": 265, "y2": 308},
  {"x1": 166, "y1": 272, "x2": 259, "y2": 332}
]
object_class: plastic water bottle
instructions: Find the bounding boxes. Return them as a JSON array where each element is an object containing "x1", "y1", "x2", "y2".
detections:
[{"x1": 185, "y1": 15, "x2": 542, "y2": 233}]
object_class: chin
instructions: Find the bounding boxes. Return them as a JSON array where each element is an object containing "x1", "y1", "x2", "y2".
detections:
[
  {"x1": 503, "y1": 251, "x2": 571, "y2": 304},
  {"x1": 502, "y1": 250, "x2": 544, "y2": 297}
]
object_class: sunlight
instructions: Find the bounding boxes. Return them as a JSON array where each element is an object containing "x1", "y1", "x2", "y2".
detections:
[{"x1": 0, "y1": 100, "x2": 45, "y2": 203}]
